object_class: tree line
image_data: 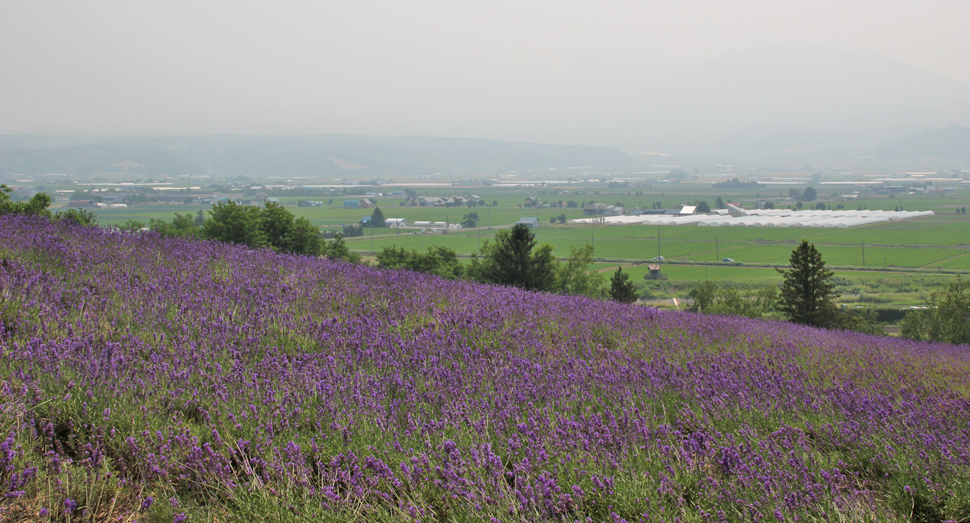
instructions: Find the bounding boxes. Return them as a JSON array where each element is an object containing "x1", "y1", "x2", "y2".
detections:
[
  {"x1": 688, "y1": 240, "x2": 970, "y2": 345},
  {"x1": 375, "y1": 224, "x2": 638, "y2": 303},
  {"x1": 0, "y1": 184, "x2": 99, "y2": 226},
  {"x1": 124, "y1": 201, "x2": 361, "y2": 263},
  {"x1": 5, "y1": 186, "x2": 964, "y2": 338}
]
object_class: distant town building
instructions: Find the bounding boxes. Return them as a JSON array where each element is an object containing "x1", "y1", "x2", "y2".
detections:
[
  {"x1": 516, "y1": 217, "x2": 541, "y2": 228},
  {"x1": 582, "y1": 203, "x2": 624, "y2": 216},
  {"x1": 419, "y1": 197, "x2": 444, "y2": 207}
]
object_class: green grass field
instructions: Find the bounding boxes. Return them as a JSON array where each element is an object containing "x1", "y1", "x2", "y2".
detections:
[{"x1": 75, "y1": 182, "x2": 969, "y2": 310}]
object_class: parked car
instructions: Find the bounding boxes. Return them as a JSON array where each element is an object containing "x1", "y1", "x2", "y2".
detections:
[
  {"x1": 651, "y1": 256, "x2": 665, "y2": 262},
  {"x1": 722, "y1": 258, "x2": 735, "y2": 262}
]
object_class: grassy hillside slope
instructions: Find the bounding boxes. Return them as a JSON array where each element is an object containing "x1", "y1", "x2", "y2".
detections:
[{"x1": 0, "y1": 216, "x2": 968, "y2": 522}]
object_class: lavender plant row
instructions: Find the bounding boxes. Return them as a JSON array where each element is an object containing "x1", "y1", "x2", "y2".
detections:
[{"x1": 0, "y1": 215, "x2": 968, "y2": 522}]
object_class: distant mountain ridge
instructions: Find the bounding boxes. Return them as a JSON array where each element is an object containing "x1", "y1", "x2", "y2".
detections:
[
  {"x1": 874, "y1": 126, "x2": 970, "y2": 163},
  {"x1": 0, "y1": 135, "x2": 640, "y2": 176}
]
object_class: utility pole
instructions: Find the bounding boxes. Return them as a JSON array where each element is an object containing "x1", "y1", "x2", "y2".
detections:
[
  {"x1": 658, "y1": 228, "x2": 661, "y2": 258},
  {"x1": 715, "y1": 236, "x2": 718, "y2": 260},
  {"x1": 370, "y1": 225, "x2": 373, "y2": 251},
  {"x1": 861, "y1": 240, "x2": 865, "y2": 267}
]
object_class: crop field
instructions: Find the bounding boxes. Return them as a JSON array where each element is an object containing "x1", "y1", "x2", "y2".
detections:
[
  {"x1": 1, "y1": 216, "x2": 969, "y2": 522},
  {"x1": 77, "y1": 185, "x2": 970, "y2": 309},
  {"x1": 340, "y1": 219, "x2": 970, "y2": 269}
]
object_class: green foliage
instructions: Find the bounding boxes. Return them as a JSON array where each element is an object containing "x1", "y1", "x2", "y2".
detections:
[
  {"x1": 376, "y1": 245, "x2": 465, "y2": 280},
  {"x1": 477, "y1": 224, "x2": 557, "y2": 292},
  {"x1": 53, "y1": 208, "x2": 97, "y2": 226},
  {"x1": 715, "y1": 196, "x2": 725, "y2": 209},
  {"x1": 555, "y1": 244, "x2": 604, "y2": 297},
  {"x1": 119, "y1": 219, "x2": 146, "y2": 232},
  {"x1": 777, "y1": 241, "x2": 842, "y2": 328},
  {"x1": 687, "y1": 280, "x2": 778, "y2": 318},
  {"x1": 286, "y1": 217, "x2": 324, "y2": 256},
  {"x1": 695, "y1": 200, "x2": 711, "y2": 213},
  {"x1": 609, "y1": 267, "x2": 639, "y2": 303},
  {"x1": 321, "y1": 233, "x2": 361, "y2": 263},
  {"x1": 461, "y1": 212, "x2": 479, "y2": 228},
  {"x1": 261, "y1": 201, "x2": 295, "y2": 250},
  {"x1": 342, "y1": 224, "x2": 364, "y2": 237},
  {"x1": 901, "y1": 277, "x2": 970, "y2": 345},
  {"x1": 801, "y1": 186, "x2": 818, "y2": 201},
  {"x1": 369, "y1": 207, "x2": 386, "y2": 228},
  {"x1": 203, "y1": 201, "x2": 268, "y2": 249},
  {"x1": 198, "y1": 201, "x2": 325, "y2": 256},
  {"x1": 150, "y1": 213, "x2": 202, "y2": 238},
  {"x1": 0, "y1": 184, "x2": 52, "y2": 217}
]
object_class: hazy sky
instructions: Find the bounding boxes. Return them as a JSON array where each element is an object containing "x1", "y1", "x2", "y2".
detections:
[{"x1": 2, "y1": 0, "x2": 968, "y2": 150}]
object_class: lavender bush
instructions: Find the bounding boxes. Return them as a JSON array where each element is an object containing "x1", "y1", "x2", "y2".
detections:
[{"x1": 0, "y1": 215, "x2": 968, "y2": 522}]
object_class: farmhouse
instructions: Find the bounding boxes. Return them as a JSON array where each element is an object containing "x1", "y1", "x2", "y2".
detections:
[
  {"x1": 516, "y1": 217, "x2": 541, "y2": 228},
  {"x1": 419, "y1": 197, "x2": 444, "y2": 207},
  {"x1": 582, "y1": 203, "x2": 624, "y2": 216}
]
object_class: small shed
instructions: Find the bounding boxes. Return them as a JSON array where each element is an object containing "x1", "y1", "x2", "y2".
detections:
[
  {"x1": 645, "y1": 264, "x2": 662, "y2": 280},
  {"x1": 516, "y1": 217, "x2": 541, "y2": 228}
]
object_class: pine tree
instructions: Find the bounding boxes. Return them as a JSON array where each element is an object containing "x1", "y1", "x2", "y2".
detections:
[
  {"x1": 479, "y1": 224, "x2": 556, "y2": 292},
  {"x1": 608, "y1": 267, "x2": 639, "y2": 303},
  {"x1": 776, "y1": 240, "x2": 840, "y2": 328},
  {"x1": 370, "y1": 207, "x2": 386, "y2": 228}
]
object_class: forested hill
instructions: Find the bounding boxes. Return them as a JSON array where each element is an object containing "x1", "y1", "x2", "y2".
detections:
[{"x1": 0, "y1": 134, "x2": 640, "y2": 176}]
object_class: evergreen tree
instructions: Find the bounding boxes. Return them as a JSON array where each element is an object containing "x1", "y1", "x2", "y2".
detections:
[
  {"x1": 695, "y1": 201, "x2": 711, "y2": 213},
  {"x1": 478, "y1": 224, "x2": 556, "y2": 291},
  {"x1": 715, "y1": 196, "x2": 725, "y2": 209},
  {"x1": 776, "y1": 240, "x2": 840, "y2": 328},
  {"x1": 608, "y1": 267, "x2": 638, "y2": 303},
  {"x1": 370, "y1": 207, "x2": 386, "y2": 228},
  {"x1": 461, "y1": 212, "x2": 479, "y2": 228}
]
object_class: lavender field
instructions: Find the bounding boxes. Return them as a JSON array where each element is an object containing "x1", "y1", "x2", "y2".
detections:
[{"x1": 0, "y1": 216, "x2": 968, "y2": 522}]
